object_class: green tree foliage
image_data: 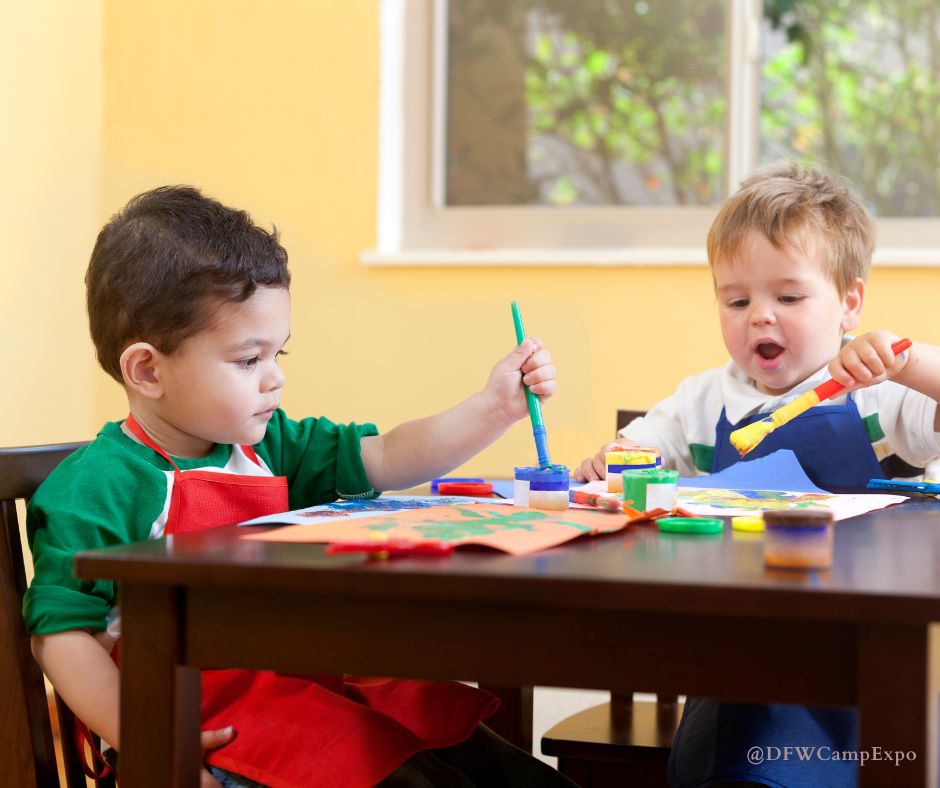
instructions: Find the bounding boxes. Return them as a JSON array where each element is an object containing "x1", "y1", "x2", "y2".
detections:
[
  {"x1": 525, "y1": 0, "x2": 726, "y2": 205},
  {"x1": 762, "y1": 0, "x2": 940, "y2": 216},
  {"x1": 448, "y1": 0, "x2": 939, "y2": 214}
]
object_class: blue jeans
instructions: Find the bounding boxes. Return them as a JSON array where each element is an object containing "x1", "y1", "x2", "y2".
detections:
[{"x1": 206, "y1": 765, "x2": 268, "y2": 788}]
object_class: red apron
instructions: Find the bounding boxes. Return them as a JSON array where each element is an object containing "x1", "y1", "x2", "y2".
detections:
[{"x1": 116, "y1": 415, "x2": 498, "y2": 787}]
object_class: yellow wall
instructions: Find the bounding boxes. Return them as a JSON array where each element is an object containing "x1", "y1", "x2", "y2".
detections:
[
  {"x1": 1, "y1": 1, "x2": 102, "y2": 446},
  {"x1": 5, "y1": 1, "x2": 940, "y2": 480},
  {"x1": 5, "y1": 8, "x2": 939, "y2": 778}
]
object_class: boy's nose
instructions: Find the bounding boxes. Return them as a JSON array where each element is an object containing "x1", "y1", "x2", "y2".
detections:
[
  {"x1": 266, "y1": 365, "x2": 285, "y2": 391},
  {"x1": 749, "y1": 303, "x2": 776, "y2": 325}
]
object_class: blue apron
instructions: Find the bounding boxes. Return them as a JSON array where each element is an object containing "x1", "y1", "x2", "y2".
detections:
[
  {"x1": 712, "y1": 395, "x2": 884, "y2": 490},
  {"x1": 668, "y1": 395, "x2": 881, "y2": 788}
]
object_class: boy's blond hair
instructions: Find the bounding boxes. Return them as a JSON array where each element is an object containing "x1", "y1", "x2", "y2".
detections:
[{"x1": 707, "y1": 161, "x2": 875, "y2": 295}]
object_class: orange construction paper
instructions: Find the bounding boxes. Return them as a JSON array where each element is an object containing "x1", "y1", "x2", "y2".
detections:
[{"x1": 242, "y1": 503, "x2": 627, "y2": 556}]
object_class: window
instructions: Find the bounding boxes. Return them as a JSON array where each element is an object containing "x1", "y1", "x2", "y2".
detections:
[{"x1": 365, "y1": 0, "x2": 940, "y2": 265}]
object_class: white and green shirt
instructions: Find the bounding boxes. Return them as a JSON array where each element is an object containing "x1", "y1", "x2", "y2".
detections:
[{"x1": 619, "y1": 359, "x2": 940, "y2": 480}]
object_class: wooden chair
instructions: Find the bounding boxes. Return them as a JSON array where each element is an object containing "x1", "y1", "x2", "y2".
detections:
[
  {"x1": 541, "y1": 410, "x2": 683, "y2": 787},
  {"x1": 0, "y1": 441, "x2": 115, "y2": 787}
]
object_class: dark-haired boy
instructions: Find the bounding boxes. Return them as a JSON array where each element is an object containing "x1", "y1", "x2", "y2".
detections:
[{"x1": 26, "y1": 186, "x2": 571, "y2": 787}]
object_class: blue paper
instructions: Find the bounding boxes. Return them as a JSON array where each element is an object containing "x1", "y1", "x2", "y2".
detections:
[
  {"x1": 678, "y1": 449, "x2": 829, "y2": 494},
  {"x1": 490, "y1": 480, "x2": 516, "y2": 499}
]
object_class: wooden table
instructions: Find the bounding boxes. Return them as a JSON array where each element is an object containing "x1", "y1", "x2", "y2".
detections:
[{"x1": 75, "y1": 496, "x2": 940, "y2": 787}]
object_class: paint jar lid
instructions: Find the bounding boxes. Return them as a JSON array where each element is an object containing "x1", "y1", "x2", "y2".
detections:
[
  {"x1": 514, "y1": 465, "x2": 569, "y2": 483},
  {"x1": 622, "y1": 467, "x2": 679, "y2": 483},
  {"x1": 657, "y1": 517, "x2": 724, "y2": 534},
  {"x1": 437, "y1": 482, "x2": 493, "y2": 497},
  {"x1": 731, "y1": 515, "x2": 765, "y2": 533},
  {"x1": 607, "y1": 460, "x2": 662, "y2": 472},
  {"x1": 763, "y1": 509, "x2": 833, "y2": 528},
  {"x1": 606, "y1": 448, "x2": 660, "y2": 464}
]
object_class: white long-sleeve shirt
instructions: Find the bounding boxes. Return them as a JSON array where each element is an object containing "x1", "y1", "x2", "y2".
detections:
[{"x1": 619, "y1": 359, "x2": 940, "y2": 480}]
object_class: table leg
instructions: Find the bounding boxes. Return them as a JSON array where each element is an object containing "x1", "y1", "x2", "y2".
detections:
[
  {"x1": 120, "y1": 584, "x2": 201, "y2": 788},
  {"x1": 478, "y1": 684, "x2": 533, "y2": 752},
  {"x1": 857, "y1": 622, "x2": 927, "y2": 788}
]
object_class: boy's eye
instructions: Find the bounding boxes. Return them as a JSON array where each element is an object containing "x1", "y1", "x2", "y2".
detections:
[
  {"x1": 779, "y1": 295, "x2": 803, "y2": 304},
  {"x1": 729, "y1": 299, "x2": 749, "y2": 309},
  {"x1": 237, "y1": 357, "x2": 259, "y2": 370}
]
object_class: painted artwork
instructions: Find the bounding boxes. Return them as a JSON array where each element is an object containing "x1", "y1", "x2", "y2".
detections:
[
  {"x1": 575, "y1": 449, "x2": 907, "y2": 520},
  {"x1": 674, "y1": 487, "x2": 904, "y2": 519},
  {"x1": 243, "y1": 503, "x2": 628, "y2": 555},
  {"x1": 575, "y1": 478, "x2": 905, "y2": 521},
  {"x1": 672, "y1": 450, "x2": 907, "y2": 518}
]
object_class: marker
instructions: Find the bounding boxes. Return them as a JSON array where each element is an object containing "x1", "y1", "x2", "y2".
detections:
[
  {"x1": 866, "y1": 478, "x2": 940, "y2": 496},
  {"x1": 730, "y1": 338, "x2": 912, "y2": 456},
  {"x1": 569, "y1": 489, "x2": 622, "y2": 512},
  {"x1": 511, "y1": 301, "x2": 551, "y2": 468}
]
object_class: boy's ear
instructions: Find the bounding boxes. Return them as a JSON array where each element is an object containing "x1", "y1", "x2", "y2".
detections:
[
  {"x1": 120, "y1": 342, "x2": 164, "y2": 399},
  {"x1": 840, "y1": 277, "x2": 865, "y2": 332}
]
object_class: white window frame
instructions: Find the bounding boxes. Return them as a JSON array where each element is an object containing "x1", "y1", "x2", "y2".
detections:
[{"x1": 363, "y1": 0, "x2": 940, "y2": 267}]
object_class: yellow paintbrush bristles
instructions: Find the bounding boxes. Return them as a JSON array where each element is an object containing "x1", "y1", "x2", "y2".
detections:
[
  {"x1": 729, "y1": 418, "x2": 776, "y2": 456},
  {"x1": 729, "y1": 390, "x2": 822, "y2": 456}
]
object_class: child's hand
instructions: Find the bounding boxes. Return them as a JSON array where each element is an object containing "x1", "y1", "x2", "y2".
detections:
[
  {"x1": 828, "y1": 330, "x2": 909, "y2": 392},
  {"x1": 360, "y1": 338, "x2": 556, "y2": 491},
  {"x1": 483, "y1": 338, "x2": 556, "y2": 424},
  {"x1": 201, "y1": 726, "x2": 236, "y2": 788},
  {"x1": 573, "y1": 440, "x2": 640, "y2": 483}
]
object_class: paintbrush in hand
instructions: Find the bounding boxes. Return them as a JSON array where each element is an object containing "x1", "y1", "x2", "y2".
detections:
[{"x1": 730, "y1": 338, "x2": 912, "y2": 457}]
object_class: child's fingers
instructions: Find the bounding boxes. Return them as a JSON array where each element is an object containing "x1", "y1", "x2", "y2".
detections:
[
  {"x1": 854, "y1": 343, "x2": 888, "y2": 378},
  {"x1": 525, "y1": 335, "x2": 545, "y2": 353},
  {"x1": 528, "y1": 379, "x2": 556, "y2": 398},
  {"x1": 201, "y1": 769, "x2": 224, "y2": 788},
  {"x1": 875, "y1": 339, "x2": 900, "y2": 369},
  {"x1": 499, "y1": 339, "x2": 538, "y2": 373},
  {"x1": 834, "y1": 343, "x2": 896, "y2": 390},
  {"x1": 576, "y1": 440, "x2": 636, "y2": 482},
  {"x1": 580, "y1": 457, "x2": 600, "y2": 482},
  {"x1": 522, "y1": 363, "x2": 556, "y2": 389},
  {"x1": 828, "y1": 357, "x2": 855, "y2": 389},
  {"x1": 511, "y1": 337, "x2": 542, "y2": 360},
  {"x1": 606, "y1": 439, "x2": 639, "y2": 450},
  {"x1": 201, "y1": 726, "x2": 236, "y2": 753},
  {"x1": 842, "y1": 347, "x2": 886, "y2": 385},
  {"x1": 521, "y1": 347, "x2": 552, "y2": 374},
  {"x1": 577, "y1": 456, "x2": 601, "y2": 482}
]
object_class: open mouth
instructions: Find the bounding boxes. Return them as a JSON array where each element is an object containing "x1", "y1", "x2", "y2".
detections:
[{"x1": 756, "y1": 342, "x2": 784, "y2": 360}]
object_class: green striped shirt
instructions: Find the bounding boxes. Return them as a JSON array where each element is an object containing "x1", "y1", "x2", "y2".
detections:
[{"x1": 24, "y1": 409, "x2": 377, "y2": 635}]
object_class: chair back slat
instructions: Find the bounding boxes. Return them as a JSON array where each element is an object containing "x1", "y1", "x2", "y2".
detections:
[
  {"x1": 616, "y1": 409, "x2": 646, "y2": 434},
  {"x1": 0, "y1": 444, "x2": 86, "y2": 503},
  {"x1": 0, "y1": 442, "x2": 88, "y2": 787}
]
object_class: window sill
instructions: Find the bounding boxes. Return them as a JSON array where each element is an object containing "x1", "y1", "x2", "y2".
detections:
[{"x1": 361, "y1": 247, "x2": 940, "y2": 267}]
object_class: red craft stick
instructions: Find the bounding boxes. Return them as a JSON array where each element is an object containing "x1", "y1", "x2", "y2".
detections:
[{"x1": 325, "y1": 539, "x2": 453, "y2": 557}]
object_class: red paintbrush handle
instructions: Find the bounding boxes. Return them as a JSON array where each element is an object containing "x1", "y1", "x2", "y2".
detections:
[{"x1": 813, "y1": 338, "x2": 912, "y2": 402}]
